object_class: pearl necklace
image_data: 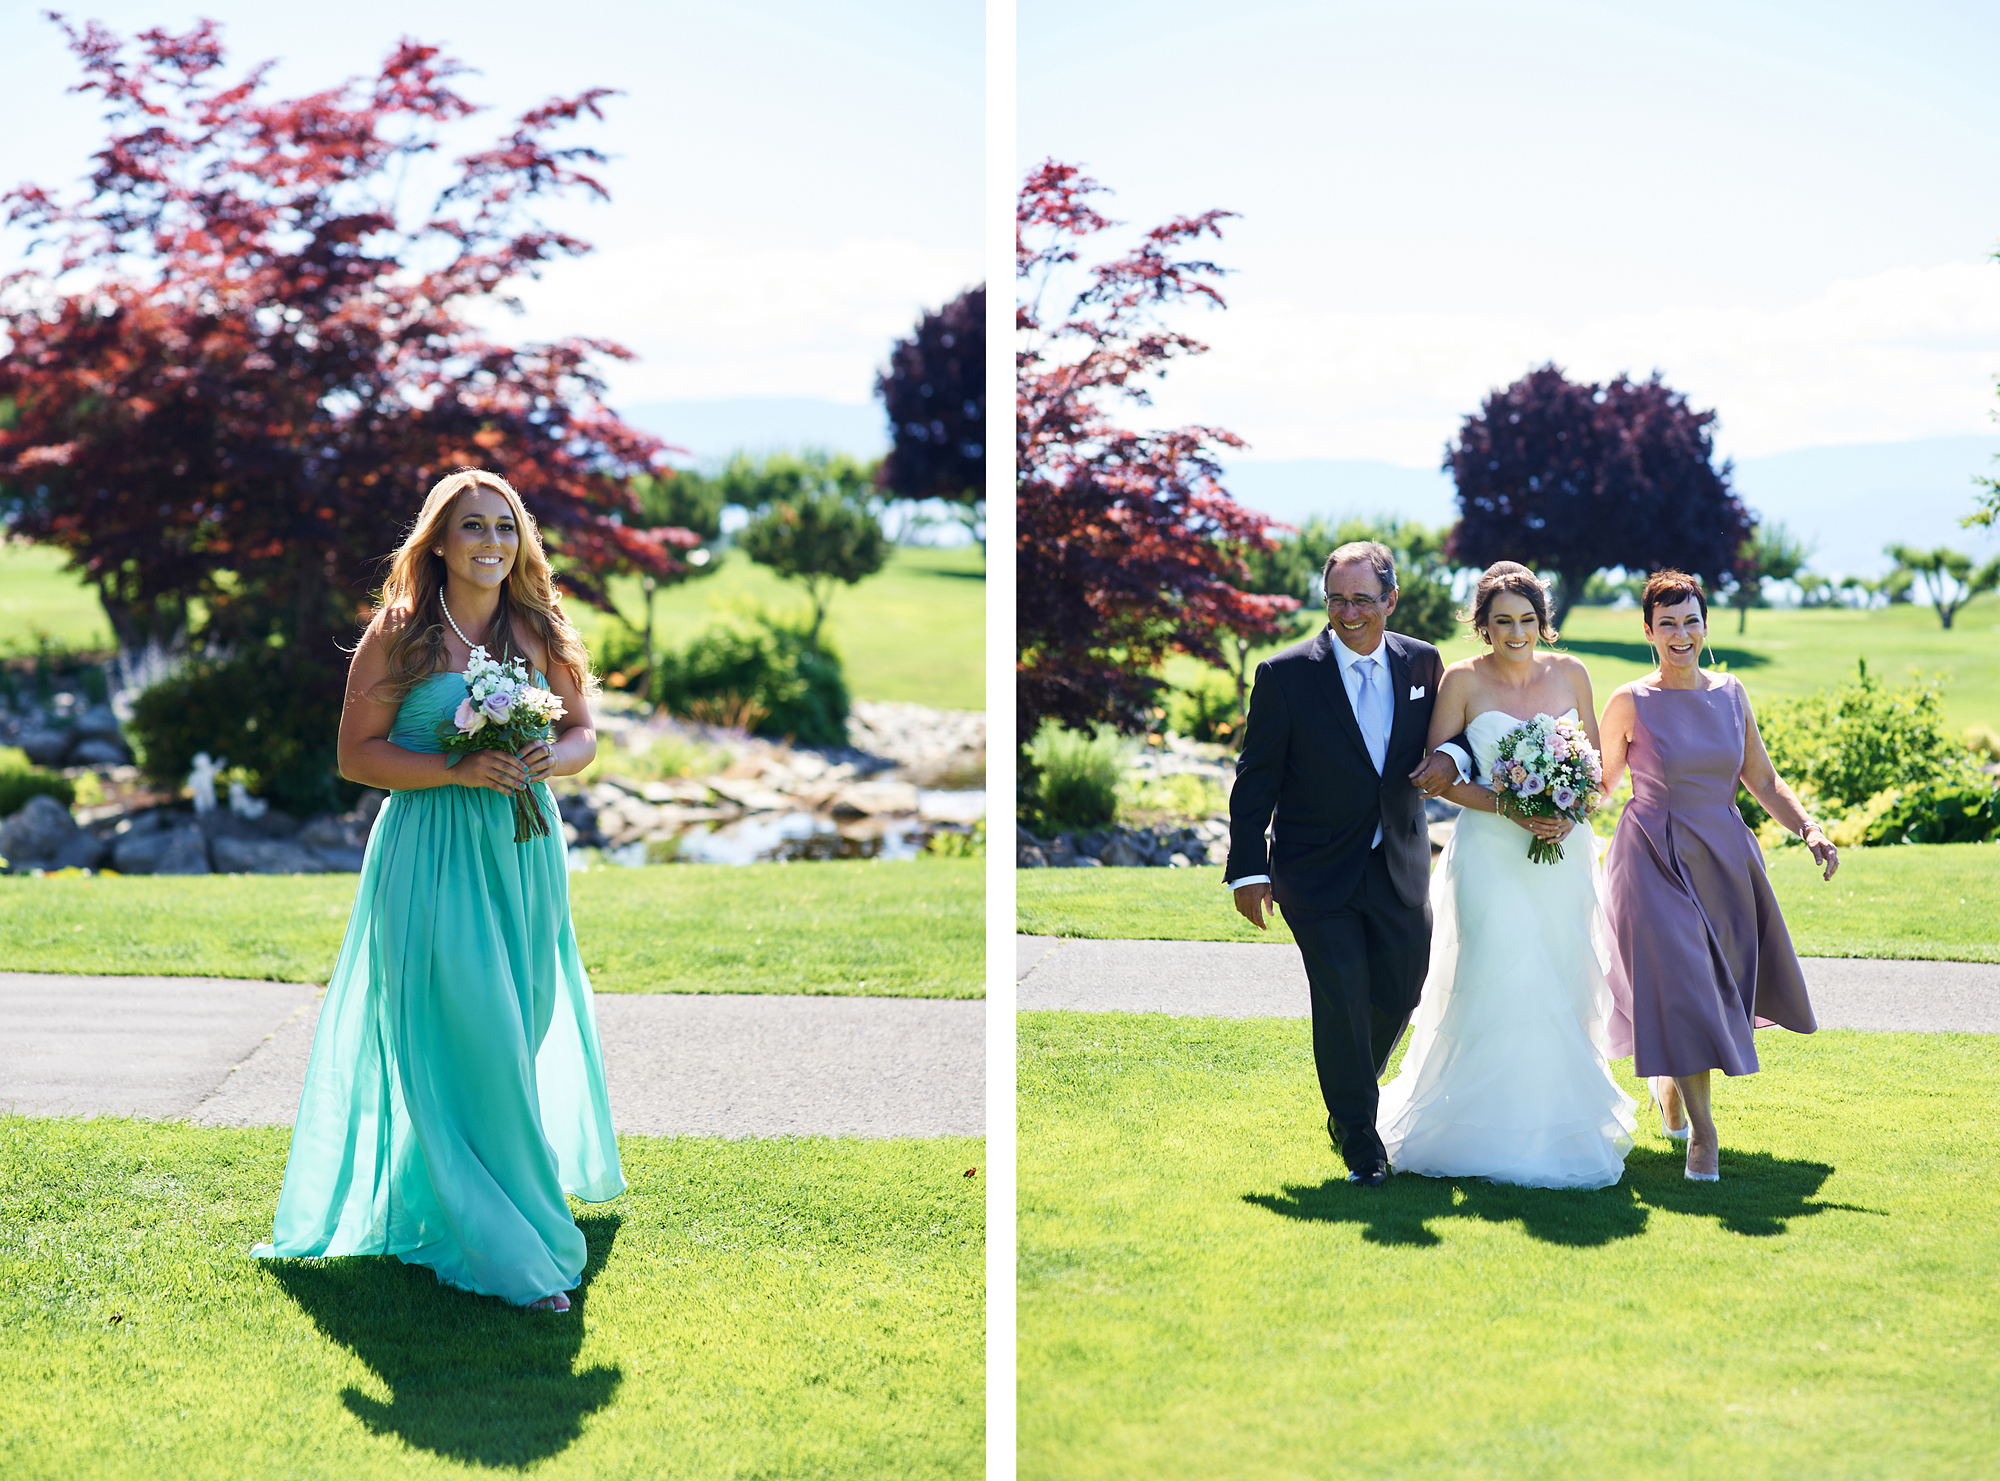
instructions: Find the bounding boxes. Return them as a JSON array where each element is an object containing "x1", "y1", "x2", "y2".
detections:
[{"x1": 440, "y1": 595, "x2": 481, "y2": 654}]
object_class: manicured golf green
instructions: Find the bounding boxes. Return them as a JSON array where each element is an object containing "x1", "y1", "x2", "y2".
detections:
[
  {"x1": 1, "y1": 1115, "x2": 983, "y2": 1480},
  {"x1": 0, "y1": 860, "x2": 984, "y2": 996},
  {"x1": 1018, "y1": 1013, "x2": 1998, "y2": 1480}
]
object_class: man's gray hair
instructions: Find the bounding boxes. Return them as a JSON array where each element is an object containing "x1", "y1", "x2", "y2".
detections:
[{"x1": 1322, "y1": 540, "x2": 1398, "y2": 596}]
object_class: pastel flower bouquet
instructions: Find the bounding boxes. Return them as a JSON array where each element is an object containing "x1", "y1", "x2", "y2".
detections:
[
  {"x1": 1489, "y1": 713, "x2": 1602, "y2": 864},
  {"x1": 437, "y1": 646, "x2": 566, "y2": 842}
]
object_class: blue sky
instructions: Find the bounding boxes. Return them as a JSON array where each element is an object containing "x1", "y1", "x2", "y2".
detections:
[
  {"x1": 0, "y1": 1, "x2": 983, "y2": 412},
  {"x1": 1019, "y1": 0, "x2": 2000, "y2": 468}
]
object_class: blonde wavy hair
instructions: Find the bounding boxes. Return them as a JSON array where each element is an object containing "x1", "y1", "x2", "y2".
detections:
[{"x1": 374, "y1": 468, "x2": 599, "y2": 700}]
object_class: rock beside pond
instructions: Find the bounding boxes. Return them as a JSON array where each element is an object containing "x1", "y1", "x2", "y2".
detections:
[
  {"x1": 1, "y1": 793, "x2": 80, "y2": 866},
  {"x1": 1017, "y1": 818, "x2": 1229, "y2": 869},
  {"x1": 210, "y1": 835, "x2": 332, "y2": 875},
  {"x1": 154, "y1": 824, "x2": 212, "y2": 875}
]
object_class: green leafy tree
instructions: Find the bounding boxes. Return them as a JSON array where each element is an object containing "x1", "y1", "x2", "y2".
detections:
[
  {"x1": 1885, "y1": 544, "x2": 2000, "y2": 629},
  {"x1": 730, "y1": 452, "x2": 890, "y2": 645},
  {"x1": 1726, "y1": 521, "x2": 1811, "y2": 633},
  {"x1": 614, "y1": 469, "x2": 726, "y2": 684}
]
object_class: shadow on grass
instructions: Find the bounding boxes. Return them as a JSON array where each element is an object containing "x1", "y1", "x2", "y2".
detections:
[
  {"x1": 1244, "y1": 1175, "x2": 1647, "y2": 1248},
  {"x1": 1245, "y1": 1147, "x2": 1870, "y2": 1246},
  {"x1": 1624, "y1": 1145, "x2": 1880, "y2": 1236},
  {"x1": 1557, "y1": 637, "x2": 1769, "y2": 670},
  {"x1": 263, "y1": 1213, "x2": 623, "y2": 1468}
]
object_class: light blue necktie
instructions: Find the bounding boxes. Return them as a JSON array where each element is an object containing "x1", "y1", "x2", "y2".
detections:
[{"x1": 1354, "y1": 656, "x2": 1387, "y2": 774}]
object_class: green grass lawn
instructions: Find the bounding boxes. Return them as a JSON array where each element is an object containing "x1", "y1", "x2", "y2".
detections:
[
  {"x1": 1016, "y1": 848, "x2": 2000, "y2": 962},
  {"x1": 539, "y1": 543, "x2": 986, "y2": 712},
  {"x1": 1018, "y1": 1013, "x2": 1998, "y2": 1480},
  {"x1": 1168, "y1": 591, "x2": 2000, "y2": 734},
  {"x1": 1, "y1": 1115, "x2": 983, "y2": 1479},
  {"x1": 0, "y1": 542, "x2": 113, "y2": 652},
  {"x1": 0, "y1": 860, "x2": 983, "y2": 996},
  {"x1": 0, "y1": 540, "x2": 985, "y2": 712}
]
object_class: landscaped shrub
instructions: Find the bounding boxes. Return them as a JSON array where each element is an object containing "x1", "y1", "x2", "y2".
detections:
[
  {"x1": 652, "y1": 614, "x2": 850, "y2": 749},
  {"x1": 1746, "y1": 659, "x2": 1980, "y2": 824},
  {"x1": 1169, "y1": 676, "x2": 1245, "y2": 747},
  {"x1": 127, "y1": 653, "x2": 350, "y2": 816},
  {"x1": 0, "y1": 747, "x2": 75, "y2": 816},
  {"x1": 1027, "y1": 721, "x2": 1125, "y2": 833},
  {"x1": 1862, "y1": 777, "x2": 2000, "y2": 846}
]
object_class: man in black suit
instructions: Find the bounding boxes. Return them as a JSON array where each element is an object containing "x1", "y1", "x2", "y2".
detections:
[{"x1": 1224, "y1": 541, "x2": 1467, "y2": 1186}]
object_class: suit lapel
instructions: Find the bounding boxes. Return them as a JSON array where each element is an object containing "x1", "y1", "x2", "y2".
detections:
[
  {"x1": 1384, "y1": 635, "x2": 1418, "y2": 761},
  {"x1": 1305, "y1": 627, "x2": 1373, "y2": 771}
]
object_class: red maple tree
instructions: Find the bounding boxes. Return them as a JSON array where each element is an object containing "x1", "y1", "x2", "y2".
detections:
[
  {"x1": 1015, "y1": 160, "x2": 1294, "y2": 746},
  {"x1": 0, "y1": 15, "x2": 693, "y2": 671}
]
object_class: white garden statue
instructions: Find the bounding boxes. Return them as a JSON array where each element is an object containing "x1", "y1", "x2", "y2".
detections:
[
  {"x1": 229, "y1": 779, "x2": 268, "y2": 819},
  {"x1": 188, "y1": 752, "x2": 225, "y2": 815}
]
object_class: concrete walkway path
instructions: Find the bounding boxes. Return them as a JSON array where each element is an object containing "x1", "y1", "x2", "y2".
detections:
[
  {"x1": 1016, "y1": 935, "x2": 2000, "y2": 1034},
  {"x1": 0, "y1": 972, "x2": 983, "y2": 1138}
]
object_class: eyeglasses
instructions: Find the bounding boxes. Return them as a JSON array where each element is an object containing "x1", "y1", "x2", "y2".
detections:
[{"x1": 1325, "y1": 594, "x2": 1384, "y2": 612}]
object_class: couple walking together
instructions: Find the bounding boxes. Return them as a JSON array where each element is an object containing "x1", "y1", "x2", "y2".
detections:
[{"x1": 1226, "y1": 544, "x2": 1840, "y2": 1190}]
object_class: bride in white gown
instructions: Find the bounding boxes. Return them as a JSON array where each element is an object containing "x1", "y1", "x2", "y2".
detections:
[{"x1": 1378, "y1": 564, "x2": 1637, "y2": 1190}]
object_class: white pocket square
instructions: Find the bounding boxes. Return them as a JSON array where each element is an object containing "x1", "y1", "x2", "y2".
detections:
[{"x1": 1409, "y1": 685, "x2": 1426, "y2": 700}]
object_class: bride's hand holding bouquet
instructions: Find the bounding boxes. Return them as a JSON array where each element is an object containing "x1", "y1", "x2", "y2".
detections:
[
  {"x1": 1491, "y1": 713, "x2": 1602, "y2": 864},
  {"x1": 438, "y1": 646, "x2": 567, "y2": 842}
]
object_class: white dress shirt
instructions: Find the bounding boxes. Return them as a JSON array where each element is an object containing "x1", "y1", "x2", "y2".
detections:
[{"x1": 1226, "y1": 633, "x2": 1399, "y2": 890}]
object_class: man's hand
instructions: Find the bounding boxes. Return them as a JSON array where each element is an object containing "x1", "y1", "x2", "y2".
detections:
[
  {"x1": 1233, "y1": 881, "x2": 1275, "y2": 931},
  {"x1": 1408, "y1": 749, "x2": 1459, "y2": 798}
]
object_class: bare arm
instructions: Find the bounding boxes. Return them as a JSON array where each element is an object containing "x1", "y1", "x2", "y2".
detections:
[
  {"x1": 336, "y1": 621, "x2": 528, "y2": 796},
  {"x1": 1737, "y1": 680, "x2": 1838, "y2": 880},
  {"x1": 1561, "y1": 654, "x2": 1601, "y2": 755},
  {"x1": 1598, "y1": 686, "x2": 1636, "y2": 798}
]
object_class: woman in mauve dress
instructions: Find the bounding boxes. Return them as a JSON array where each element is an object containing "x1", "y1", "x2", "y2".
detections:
[{"x1": 1597, "y1": 569, "x2": 1840, "y2": 1181}]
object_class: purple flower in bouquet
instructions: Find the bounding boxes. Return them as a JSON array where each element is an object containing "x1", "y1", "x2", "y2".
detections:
[
  {"x1": 1552, "y1": 784, "x2": 1577, "y2": 811},
  {"x1": 1520, "y1": 773, "x2": 1546, "y2": 796},
  {"x1": 481, "y1": 687, "x2": 517, "y2": 722}
]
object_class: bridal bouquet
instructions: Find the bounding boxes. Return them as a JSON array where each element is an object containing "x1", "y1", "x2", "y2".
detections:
[
  {"x1": 1490, "y1": 713, "x2": 1602, "y2": 864},
  {"x1": 437, "y1": 646, "x2": 566, "y2": 843}
]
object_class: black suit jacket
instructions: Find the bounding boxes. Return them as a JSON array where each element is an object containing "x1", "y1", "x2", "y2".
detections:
[{"x1": 1224, "y1": 627, "x2": 1446, "y2": 912}]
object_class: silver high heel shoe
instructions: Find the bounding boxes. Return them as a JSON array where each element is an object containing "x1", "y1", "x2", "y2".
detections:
[{"x1": 1649, "y1": 1077, "x2": 1691, "y2": 1142}]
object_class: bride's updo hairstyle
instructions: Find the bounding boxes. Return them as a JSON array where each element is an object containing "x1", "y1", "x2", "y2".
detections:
[
  {"x1": 1639, "y1": 568, "x2": 1708, "y2": 626},
  {"x1": 1461, "y1": 561, "x2": 1558, "y2": 645},
  {"x1": 373, "y1": 468, "x2": 599, "y2": 701}
]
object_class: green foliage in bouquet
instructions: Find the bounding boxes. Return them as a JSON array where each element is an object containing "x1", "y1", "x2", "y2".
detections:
[
  {"x1": 0, "y1": 746, "x2": 75, "y2": 817},
  {"x1": 652, "y1": 612, "x2": 850, "y2": 750},
  {"x1": 126, "y1": 653, "x2": 350, "y2": 816}
]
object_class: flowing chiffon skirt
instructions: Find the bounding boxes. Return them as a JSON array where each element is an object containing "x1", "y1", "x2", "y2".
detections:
[
  {"x1": 1378, "y1": 717, "x2": 1636, "y2": 1189},
  {"x1": 254, "y1": 672, "x2": 623, "y2": 1305}
]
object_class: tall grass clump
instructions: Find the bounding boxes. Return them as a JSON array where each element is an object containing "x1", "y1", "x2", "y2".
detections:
[{"x1": 1026, "y1": 720, "x2": 1126, "y2": 833}]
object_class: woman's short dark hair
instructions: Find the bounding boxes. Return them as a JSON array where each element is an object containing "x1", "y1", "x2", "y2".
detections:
[
  {"x1": 1641, "y1": 569, "x2": 1708, "y2": 626},
  {"x1": 1462, "y1": 561, "x2": 1556, "y2": 643}
]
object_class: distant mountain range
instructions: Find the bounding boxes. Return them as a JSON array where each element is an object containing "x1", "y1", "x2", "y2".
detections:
[
  {"x1": 1220, "y1": 435, "x2": 2000, "y2": 579},
  {"x1": 616, "y1": 398, "x2": 889, "y2": 463},
  {"x1": 607, "y1": 402, "x2": 1998, "y2": 579}
]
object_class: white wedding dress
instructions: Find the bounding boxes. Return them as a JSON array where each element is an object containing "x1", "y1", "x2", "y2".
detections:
[{"x1": 1376, "y1": 709, "x2": 1638, "y2": 1189}]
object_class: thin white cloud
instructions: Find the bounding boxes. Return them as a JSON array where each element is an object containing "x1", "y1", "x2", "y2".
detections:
[
  {"x1": 487, "y1": 235, "x2": 982, "y2": 405},
  {"x1": 1143, "y1": 259, "x2": 2000, "y2": 466}
]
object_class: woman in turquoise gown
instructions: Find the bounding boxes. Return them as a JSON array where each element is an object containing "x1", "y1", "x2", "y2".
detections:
[{"x1": 255, "y1": 468, "x2": 623, "y2": 1311}]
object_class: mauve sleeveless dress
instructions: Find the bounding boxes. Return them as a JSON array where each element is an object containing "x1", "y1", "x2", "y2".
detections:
[{"x1": 1603, "y1": 674, "x2": 1816, "y2": 1077}]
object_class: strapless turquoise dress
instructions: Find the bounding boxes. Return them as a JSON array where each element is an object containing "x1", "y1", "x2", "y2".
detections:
[{"x1": 255, "y1": 670, "x2": 624, "y2": 1304}]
